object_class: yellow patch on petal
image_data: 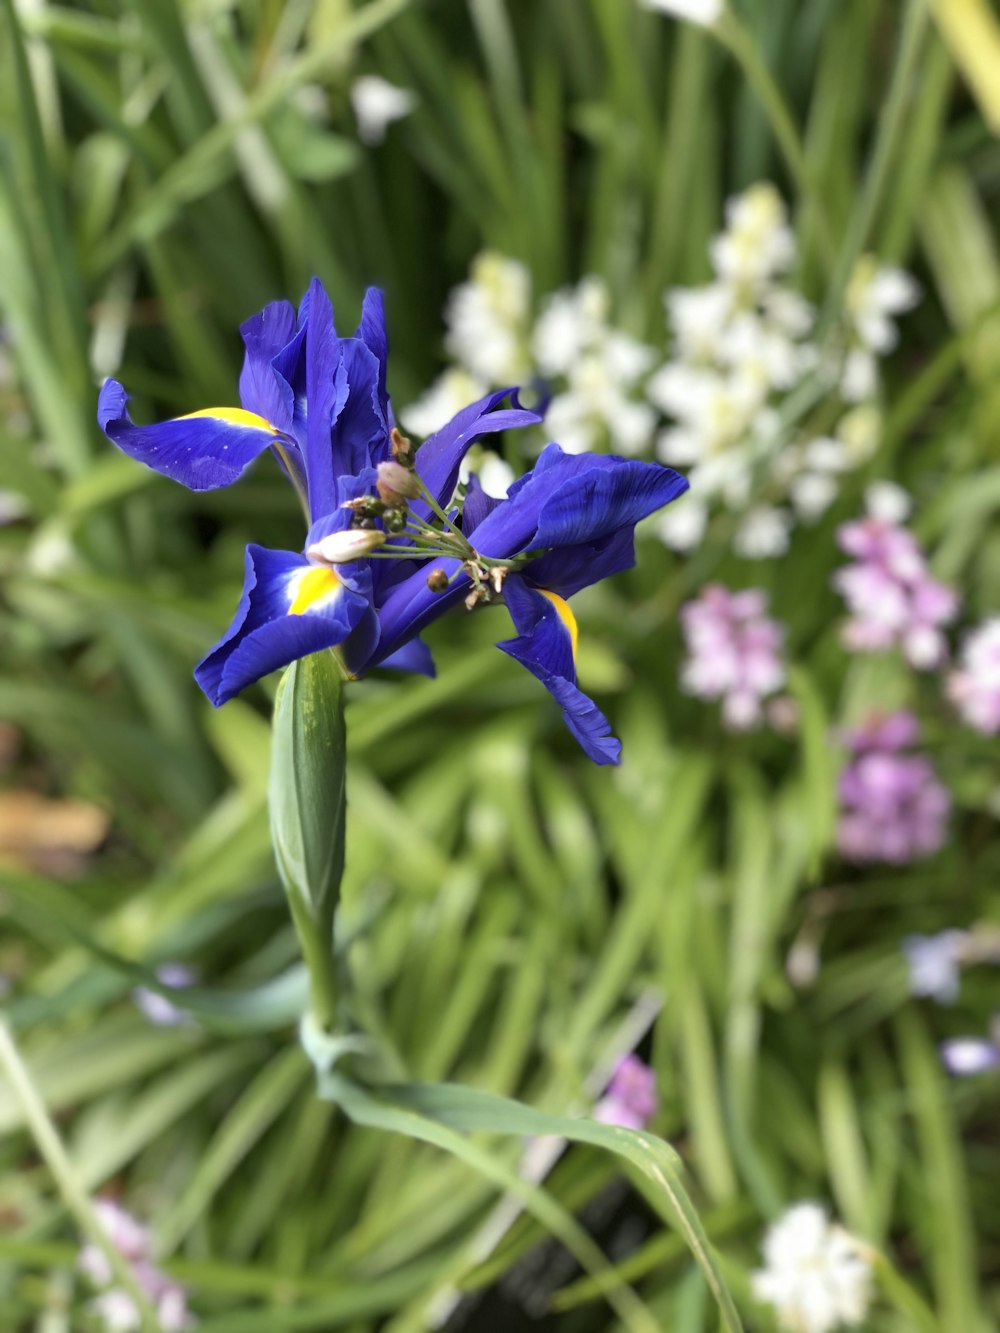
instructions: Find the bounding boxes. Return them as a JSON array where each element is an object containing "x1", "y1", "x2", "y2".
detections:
[
  {"x1": 539, "y1": 590, "x2": 578, "y2": 661},
  {"x1": 288, "y1": 566, "x2": 341, "y2": 616},
  {"x1": 179, "y1": 407, "x2": 278, "y2": 433}
]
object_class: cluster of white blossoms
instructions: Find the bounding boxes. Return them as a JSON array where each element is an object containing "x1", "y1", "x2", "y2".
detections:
[
  {"x1": 752, "y1": 1202, "x2": 875, "y2": 1333},
  {"x1": 651, "y1": 185, "x2": 915, "y2": 557},
  {"x1": 401, "y1": 253, "x2": 658, "y2": 459},
  {"x1": 402, "y1": 187, "x2": 918, "y2": 560}
]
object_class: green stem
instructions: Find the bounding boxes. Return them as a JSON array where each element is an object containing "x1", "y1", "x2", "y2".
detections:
[
  {"x1": 0, "y1": 1019, "x2": 161, "y2": 1333},
  {"x1": 816, "y1": 0, "x2": 929, "y2": 337},
  {"x1": 715, "y1": 13, "x2": 835, "y2": 266},
  {"x1": 269, "y1": 651, "x2": 348, "y2": 1039}
]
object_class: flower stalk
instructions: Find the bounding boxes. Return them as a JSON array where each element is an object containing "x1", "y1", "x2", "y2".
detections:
[{"x1": 268, "y1": 649, "x2": 348, "y2": 1036}]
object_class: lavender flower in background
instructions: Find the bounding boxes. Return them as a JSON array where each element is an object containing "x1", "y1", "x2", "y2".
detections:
[
  {"x1": 833, "y1": 489, "x2": 958, "y2": 669},
  {"x1": 680, "y1": 584, "x2": 787, "y2": 730},
  {"x1": 132, "y1": 964, "x2": 195, "y2": 1028},
  {"x1": 940, "y1": 1026, "x2": 1000, "y2": 1077},
  {"x1": 836, "y1": 713, "x2": 949, "y2": 865},
  {"x1": 752, "y1": 1202, "x2": 874, "y2": 1333},
  {"x1": 948, "y1": 618, "x2": 1000, "y2": 735},
  {"x1": 594, "y1": 1054, "x2": 657, "y2": 1131},
  {"x1": 902, "y1": 931, "x2": 968, "y2": 1004},
  {"x1": 79, "y1": 1200, "x2": 194, "y2": 1330}
]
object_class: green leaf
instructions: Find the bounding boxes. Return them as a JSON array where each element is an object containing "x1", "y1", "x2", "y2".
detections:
[{"x1": 323, "y1": 1075, "x2": 744, "y2": 1333}]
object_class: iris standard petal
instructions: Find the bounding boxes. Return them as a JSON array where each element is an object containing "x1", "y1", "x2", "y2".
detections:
[
  {"x1": 497, "y1": 576, "x2": 621, "y2": 765},
  {"x1": 238, "y1": 300, "x2": 297, "y2": 429},
  {"x1": 332, "y1": 339, "x2": 391, "y2": 477},
  {"x1": 414, "y1": 390, "x2": 542, "y2": 515},
  {"x1": 354, "y1": 287, "x2": 392, "y2": 425},
  {"x1": 99, "y1": 380, "x2": 281, "y2": 491},
  {"x1": 303, "y1": 277, "x2": 344, "y2": 520},
  {"x1": 194, "y1": 544, "x2": 370, "y2": 706}
]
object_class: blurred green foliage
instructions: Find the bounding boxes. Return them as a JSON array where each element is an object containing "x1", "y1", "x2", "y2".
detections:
[{"x1": 1, "y1": 1, "x2": 999, "y2": 1329}]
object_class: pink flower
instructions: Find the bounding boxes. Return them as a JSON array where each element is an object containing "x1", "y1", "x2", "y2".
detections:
[
  {"x1": 948, "y1": 618, "x2": 1000, "y2": 735},
  {"x1": 79, "y1": 1200, "x2": 194, "y2": 1330},
  {"x1": 836, "y1": 713, "x2": 949, "y2": 864},
  {"x1": 680, "y1": 584, "x2": 787, "y2": 730},
  {"x1": 832, "y1": 512, "x2": 958, "y2": 670},
  {"x1": 594, "y1": 1055, "x2": 657, "y2": 1131}
]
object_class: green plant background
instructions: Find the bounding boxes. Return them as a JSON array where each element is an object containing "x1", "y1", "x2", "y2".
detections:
[{"x1": 1, "y1": 1, "x2": 999, "y2": 1329}]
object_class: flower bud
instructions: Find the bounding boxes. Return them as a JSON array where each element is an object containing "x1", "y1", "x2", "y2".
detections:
[
  {"x1": 383, "y1": 507, "x2": 408, "y2": 534},
  {"x1": 306, "y1": 529, "x2": 387, "y2": 565},
  {"x1": 390, "y1": 426, "x2": 415, "y2": 468},
  {"x1": 377, "y1": 460, "x2": 422, "y2": 503},
  {"x1": 426, "y1": 568, "x2": 449, "y2": 593}
]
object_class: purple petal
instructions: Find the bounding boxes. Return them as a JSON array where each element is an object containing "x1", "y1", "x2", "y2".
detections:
[{"x1": 98, "y1": 380, "x2": 280, "y2": 491}]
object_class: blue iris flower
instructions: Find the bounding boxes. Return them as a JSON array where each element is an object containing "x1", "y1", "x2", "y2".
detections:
[{"x1": 98, "y1": 278, "x2": 687, "y2": 764}]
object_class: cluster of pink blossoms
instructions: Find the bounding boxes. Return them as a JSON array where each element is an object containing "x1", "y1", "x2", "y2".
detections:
[
  {"x1": 680, "y1": 585, "x2": 787, "y2": 730},
  {"x1": 948, "y1": 618, "x2": 1000, "y2": 735},
  {"x1": 594, "y1": 1055, "x2": 657, "y2": 1131},
  {"x1": 836, "y1": 712, "x2": 949, "y2": 865},
  {"x1": 79, "y1": 1201, "x2": 193, "y2": 1330},
  {"x1": 832, "y1": 505, "x2": 958, "y2": 670}
]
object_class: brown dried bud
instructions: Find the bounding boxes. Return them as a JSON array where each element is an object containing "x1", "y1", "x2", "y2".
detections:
[
  {"x1": 426, "y1": 568, "x2": 449, "y2": 593},
  {"x1": 464, "y1": 587, "x2": 487, "y2": 611},
  {"x1": 377, "y1": 460, "x2": 422, "y2": 503},
  {"x1": 390, "y1": 426, "x2": 415, "y2": 468}
]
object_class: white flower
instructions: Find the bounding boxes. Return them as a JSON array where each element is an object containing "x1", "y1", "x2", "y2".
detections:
[
  {"x1": 710, "y1": 183, "x2": 796, "y2": 290},
  {"x1": 665, "y1": 283, "x2": 733, "y2": 360},
  {"x1": 654, "y1": 496, "x2": 707, "y2": 550},
  {"x1": 864, "y1": 480, "x2": 910, "y2": 524},
  {"x1": 350, "y1": 75, "x2": 417, "y2": 146},
  {"x1": 401, "y1": 368, "x2": 486, "y2": 439},
  {"x1": 803, "y1": 437, "x2": 849, "y2": 473},
  {"x1": 532, "y1": 276, "x2": 609, "y2": 377},
  {"x1": 752, "y1": 1202, "x2": 874, "y2": 1333},
  {"x1": 848, "y1": 259, "x2": 920, "y2": 354},
  {"x1": 790, "y1": 471, "x2": 838, "y2": 521},
  {"x1": 763, "y1": 288, "x2": 815, "y2": 338},
  {"x1": 948, "y1": 618, "x2": 1000, "y2": 735},
  {"x1": 445, "y1": 252, "x2": 532, "y2": 384},
  {"x1": 640, "y1": 0, "x2": 724, "y2": 26},
  {"x1": 840, "y1": 347, "x2": 878, "y2": 403},
  {"x1": 734, "y1": 506, "x2": 792, "y2": 559},
  {"x1": 475, "y1": 451, "x2": 515, "y2": 498}
]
